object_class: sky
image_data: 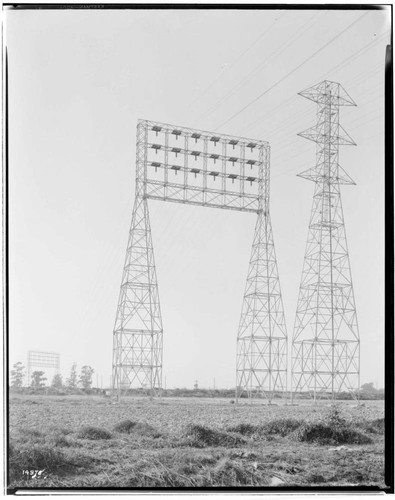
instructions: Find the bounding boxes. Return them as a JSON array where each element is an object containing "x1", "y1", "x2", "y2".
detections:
[{"x1": 6, "y1": 6, "x2": 390, "y2": 389}]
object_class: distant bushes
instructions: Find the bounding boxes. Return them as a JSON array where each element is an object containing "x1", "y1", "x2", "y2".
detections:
[
  {"x1": 9, "y1": 385, "x2": 384, "y2": 400},
  {"x1": 355, "y1": 417, "x2": 385, "y2": 435},
  {"x1": 76, "y1": 426, "x2": 112, "y2": 440},
  {"x1": 293, "y1": 406, "x2": 373, "y2": 445},
  {"x1": 366, "y1": 418, "x2": 385, "y2": 434},
  {"x1": 294, "y1": 422, "x2": 372, "y2": 445},
  {"x1": 184, "y1": 424, "x2": 246, "y2": 448},
  {"x1": 113, "y1": 420, "x2": 137, "y2": 433},
  {"x1": 9, "y1": 387, "x2": 106, "y2": 396},
  {"x1": 263, "y1": 418, "x2": 303, "y2": 437},
  {"x1": 226, "y1": 423, "x2": 258, "y2": 436},
  {"x1": 227, "y1": 419, "x2": 303, "y2": 438},
  {"x1": 226, "y1": 407, "x2": 375, "y2": 446},
  {"x1": 113, "y1": 420, "x2": 161, "y2": 438},
  {"x1": 106, "y1": 388, "x2": 287, "y2": 399}
]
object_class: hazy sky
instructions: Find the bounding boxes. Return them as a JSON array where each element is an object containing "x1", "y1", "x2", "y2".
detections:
[{"x1": 6, "y1": 6, "x2": 390, "y2": 389}]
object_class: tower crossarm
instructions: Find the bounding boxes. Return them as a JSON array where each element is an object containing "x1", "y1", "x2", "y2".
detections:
[{"x1": 292, "y1": 80, "x2": 360, "y2": 402}]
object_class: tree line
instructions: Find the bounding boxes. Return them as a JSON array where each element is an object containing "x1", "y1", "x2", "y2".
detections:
[{"x1": 9, "y1": 362, "x2": 95, "y2": 390}]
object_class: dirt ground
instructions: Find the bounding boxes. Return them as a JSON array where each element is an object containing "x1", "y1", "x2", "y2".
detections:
[{"x1": 7, "y1": 395, "x2": 387, "y2": 491}]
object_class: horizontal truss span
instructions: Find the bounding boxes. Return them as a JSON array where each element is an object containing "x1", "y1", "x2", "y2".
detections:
[
  {"x1": 147, "y1": 194, "x2": 259, "y2": 213},
  {"x1": 145, "y1": 180, "x2": 259, "y2": 198},
  {"x1": 112, "y1": 119, "x2": 287, "y2": 402},
  {"x1": 139, "y1": 119, "x2": 268, "y2": 214},
  {"x1": 144, "y1": 119, "x2": 269, "y2": 148},
  {"x1": 149, "y1": 142, "x2": 263, "y2": 164},
  {"x1": 149, "y1": 161, "x2": 260, "y2": 183}
]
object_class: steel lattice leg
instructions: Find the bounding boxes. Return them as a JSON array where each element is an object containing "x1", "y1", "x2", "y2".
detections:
[
  {"x1": 236, "y1": 210, "x2": 288, "y2": 403},
  {"x1": 112, "y1": 196, "x2": 163, "y2": 399}
]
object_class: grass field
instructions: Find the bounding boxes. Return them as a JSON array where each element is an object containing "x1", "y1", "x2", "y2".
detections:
[{"x1": 8, "y1": 395, "x2": 386, "y2": 490}]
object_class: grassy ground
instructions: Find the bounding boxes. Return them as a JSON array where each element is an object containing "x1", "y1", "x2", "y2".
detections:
[{"x1": 7, "y1": 395, "x2": 386, "y2": 490}]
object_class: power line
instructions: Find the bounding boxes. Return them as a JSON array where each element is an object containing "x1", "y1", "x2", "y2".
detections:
[
  {"x1": 256, "y1": 89, "x2": 386, "y2": 183},
  {"x1": 194, "y1": 11, "x2": 321, "y2": 126},
  {"x1": 239, "y1": 44, "x2": 385, "y2": 136},
  {"x1": 214, "y1": 12, "x2": 369, "y2": 131},
  {"x1": 256, "y1": 76, "x2": 383, "y2": 143},
  {"x1": 306, "y1": 29, "x2": 390, "y2": 88},
  {"x1": 270, "y1": 108, "x2": 384, "y2": 179},
  {"x1": 271, "y1": 111, "x2": 382, "y2": 169},
  {"x1": 205, "y1": 19, "x2": 387, "y2": 138},
  {"x1": 186, "y1": 11, "x2": 286, "y2": 112}
]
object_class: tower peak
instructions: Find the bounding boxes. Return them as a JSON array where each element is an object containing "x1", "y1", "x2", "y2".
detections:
[{"x1": 298, "y1": 80, "x2": 357, "y2": 106}]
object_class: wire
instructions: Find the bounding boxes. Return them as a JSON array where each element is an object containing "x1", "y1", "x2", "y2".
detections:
[
  {"x1": 305, "y1": 29, "x2": 390, "y2": 88},
  {"x1": 271, "y1": 109, "x2": 383, "y2": 178},
  {"x1": 239, "y1": 57, "x2": 384, "y2": 137},
  {"x1": 186, "y1": 11, "x2": 287, "y2": 112},
  {"x1": 257, "y1": 77, "x2": 383, "y2": 145},
  {"x1": 201, "y1": 19, "x2": 387, "y2": 139},
  {"x1": 194, "y1": 11, "x2": 322, "y2": 126},
  {"x1": 214, "y1": 12, "x2": 369, "y2": 131}
]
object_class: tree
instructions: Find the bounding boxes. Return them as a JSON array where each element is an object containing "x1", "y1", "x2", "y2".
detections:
[
  {"x1": 66, "y1": 363, "x2": 77, "y2": 388},
  {"x1": 31, "y1": 371, "x2": 47, "y2": 388},
  {"x1": 361, "y1": 382, "x2": 376, "y2": 393},
  {"x1": 79, "y1": 366, "x2": 94, "y2": 390},
  {"x1": 10, "y1": 362, "x2": 25, "y2": 388},
  {"x1": 51, "y1": 373, "x2": 63, "y2": 389}
]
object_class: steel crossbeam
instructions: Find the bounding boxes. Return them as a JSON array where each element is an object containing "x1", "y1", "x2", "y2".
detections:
[{"x1": 112, "y1": 119, "x2": 287, "y2": 401}]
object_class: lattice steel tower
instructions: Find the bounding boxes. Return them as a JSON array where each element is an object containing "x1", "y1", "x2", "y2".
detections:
[
  {"x1": 292, "y1": 80, "x2": 360, "y2": 400},
  {"x1": 112, "y1": 119, "x2": 287, "y2": 401},
  {"x1": 236, "y1": 149, "x2": 288, "y2": 401},
  {"x1": 112, "y1": 123, "x2": 163, "y2": 399}
]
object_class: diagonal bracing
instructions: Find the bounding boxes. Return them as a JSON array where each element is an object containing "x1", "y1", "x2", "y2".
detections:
[
  {"x1": 112, "y1": 120, "x2": 287, "y2": 401},
  {"x1": 236, "y1": 145, "x2": 287, "y2": 401},
  {"x1": 292, "y1": 80, "x2": 360, "y2": 401}
]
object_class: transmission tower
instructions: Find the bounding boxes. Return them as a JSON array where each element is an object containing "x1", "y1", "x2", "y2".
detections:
[
  {"x1": 112, "y1": 122, "x2": 163, "y2": 400},
  {"x1": 291, "y1": 80, "x2": 360, "y2": 401},
  {"x1": 236, "y1": 146, "x2": 288, "y2": 402},
  {"x1": 112, "y1": 119, "x2": 287, "y2": 401}
]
